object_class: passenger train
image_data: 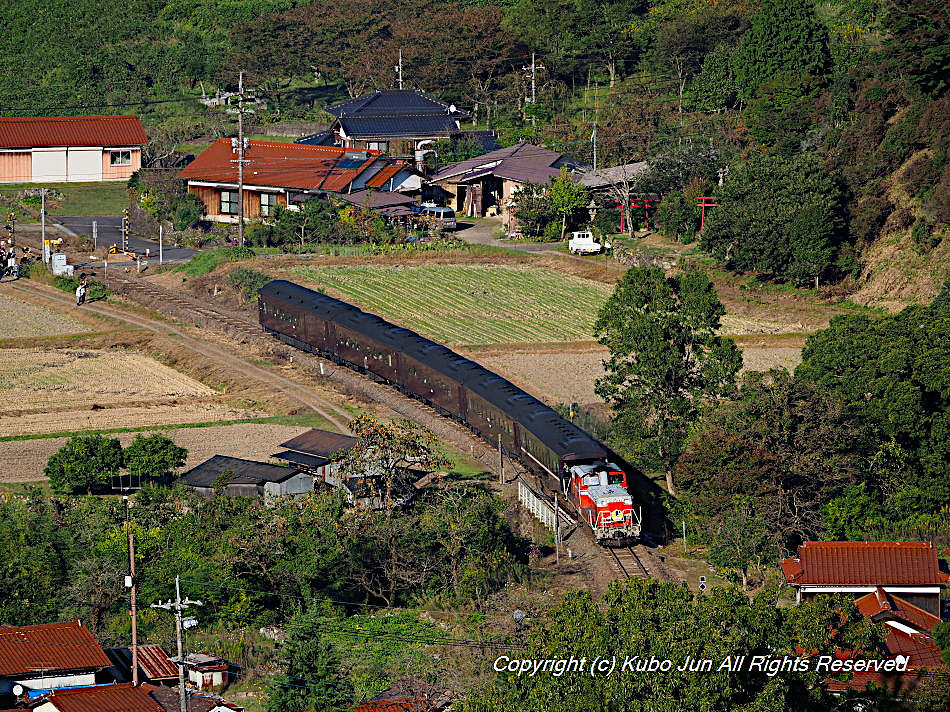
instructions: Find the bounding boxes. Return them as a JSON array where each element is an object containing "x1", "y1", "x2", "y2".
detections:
[{"x1": 258, "y1": 280, "x2": 641, "y2": 543}]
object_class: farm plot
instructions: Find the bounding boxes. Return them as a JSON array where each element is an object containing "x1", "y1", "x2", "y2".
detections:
[
  {"x1": 0, "y1": 289, "x2": 88, "y2": 338},
  {"x1": 287, "y1": 264, "x2": 613, "y2": 346},
  {"x1": 0, "y1": 348, "x2": 265, "y2": 437}
]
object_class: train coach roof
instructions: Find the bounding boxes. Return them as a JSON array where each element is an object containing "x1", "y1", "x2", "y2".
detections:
[{"x1": 259, "y1": 280, "x2": 607, "y2": 461}]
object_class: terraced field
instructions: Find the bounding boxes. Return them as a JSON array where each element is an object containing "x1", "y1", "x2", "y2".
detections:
[{"x1": 288, "y1": 264, "x2": 613, "y2": 346}]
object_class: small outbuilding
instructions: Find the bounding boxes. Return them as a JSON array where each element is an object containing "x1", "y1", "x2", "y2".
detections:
[
  {"x1": 178, "y1": 455, "x2": 313, "y2": 501},
  {"x1": 0, "y1": 115, "x2": 147, "y2": 183}
]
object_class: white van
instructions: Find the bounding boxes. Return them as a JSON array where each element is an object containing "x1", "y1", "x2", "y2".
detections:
[{"x1": 420, "y1": 206, "x2": 457, "y2": 230}]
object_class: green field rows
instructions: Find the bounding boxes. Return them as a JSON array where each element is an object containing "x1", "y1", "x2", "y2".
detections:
[{"x1": 287, "y1": 264, "x2": 612, "y2": 346}]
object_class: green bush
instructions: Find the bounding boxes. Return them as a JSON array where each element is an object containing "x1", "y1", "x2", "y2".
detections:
[
  {"x1": 228, "y1": 267, "x2": 271, "y2": 301},
  {"x1": 172, "y1": 193, "x2": 205, "y2": 230},
  {"x1": 175, "y1": 245, "x2": 256, "y2": 277},
  {"x1": 53, "y1": 275, "x2": 112, "y2": 301}
]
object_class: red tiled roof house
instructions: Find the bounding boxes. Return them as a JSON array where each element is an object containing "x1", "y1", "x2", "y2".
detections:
[
  {"x1": 32, "y1": 683, "x2": 162, "y2": 712},
  {"x1": 782, "y1": 542, "x2": 949, "y2": 695},
  {"x1": 0, "y1": 620, "x2": 112, "y2": 700},
  {"x1": 0, "y1": 116, "x2": 147, "y2": 183},
  {"x1": 780, "y1": 541, "x2": 948, "y2": 616},
  {"x1": 176, "y1": 140, "x2": 420, "y2": 223}
]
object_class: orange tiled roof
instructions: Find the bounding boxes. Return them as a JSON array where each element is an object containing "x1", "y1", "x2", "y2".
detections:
[
  {"x1": 0, "y1": 620, "x2": 111, "y2": 676},
  {"x1": 0, "y1": 115, "x2": 147, "y2": 148},
  {"x1": 177, "y1": 139, "x2": 380, "y2": 192},
  {"x1": 855, "y1": 588, "x2": 943, "y2": 632},
  {"x1": 780, "y1": 541, "x2": 949, "y2": 586}
]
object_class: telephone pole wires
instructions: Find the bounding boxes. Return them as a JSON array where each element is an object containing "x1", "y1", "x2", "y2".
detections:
[
  {"x1": 228, "y1": 71, "x2": 252, "y2": 247},
  {"x1": 522, "y1": 52, "x2": 545, "y2": 126},
  {"x1": 124, "y1": 496, "x2": 138, "y2": 685},
  {"x1": 150, "y1": 577, "x2": 202, "y2": 712}
]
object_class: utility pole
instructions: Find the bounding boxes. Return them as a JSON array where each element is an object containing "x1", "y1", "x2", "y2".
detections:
[
  {"x1": 124, "y1": 496, "x2": 138, "y2": 685},
  {"x1": 228, "y1": 72, "x2": 251, "y2": 247},
  {"x1": 151, "y1": 577, "x2": 202, "y2": 712},
  {"x1": 591, "y1": 122, "x2": 598, "y2": 171},
  {"x1": 522, "y1": 52, "x2": 545, "y2": 126},
  {"x1": 40, "y1": 188, "x2": 47, "y2": 264},
  {"x1": 397, "y1": 49, "x2": 403, "y2": 90}
]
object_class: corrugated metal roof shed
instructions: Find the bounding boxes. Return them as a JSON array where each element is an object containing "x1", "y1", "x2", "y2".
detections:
[
  {"x1": 279, "y1": 429, "x2": 358, "y2": 458},
  {"x1": 37, "y1": 683, "x2": 162, "y2": 712},
  {"x1": 0, "y1": 620, "x2": 111, "y2": 676},
  {"x1": 105, "y1": 645, "x2": 178, "y2": 681},
  {"x1": 0, "y1": 115, "x2": 147, "y2": 149},
  {"x1": 178, "y1": 455, "x2": 300, "y2": 488}
]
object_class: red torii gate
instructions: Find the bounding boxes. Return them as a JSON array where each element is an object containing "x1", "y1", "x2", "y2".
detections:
[
  {"x1": 697, "y1": 196, "x2": 718, "y2": 230},
  {"x1": 616, "y1": 197, "x2": 655, "y2": 232}
]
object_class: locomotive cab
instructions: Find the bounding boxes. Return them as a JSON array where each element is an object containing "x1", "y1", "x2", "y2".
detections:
[{"x1": 568, "y1": 461, "x2": 641, "y2": 543}]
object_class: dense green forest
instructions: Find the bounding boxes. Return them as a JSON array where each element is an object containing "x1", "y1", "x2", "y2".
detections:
[{"x1": 2, "y1": 0, "x2": 946, "y2": 289}]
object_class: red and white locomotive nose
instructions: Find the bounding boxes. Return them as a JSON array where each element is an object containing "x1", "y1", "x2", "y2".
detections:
[{"x1": 568, "y1": 461, "x2": 641, "y2": 543}]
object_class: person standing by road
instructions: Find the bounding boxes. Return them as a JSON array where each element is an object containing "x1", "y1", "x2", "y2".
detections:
[{"x1": 75, "y1": 279, "x2": 87, "y2": 306}]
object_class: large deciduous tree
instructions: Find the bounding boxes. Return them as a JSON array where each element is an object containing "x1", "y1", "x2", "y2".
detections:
[
  {"x1": 460, "y1": 578, "x2": 882, "y2": 712},
  {"x1": 594, "y1": 267, "x2": 741, "y2": 495},
  {"x1": 699, "y1": 152, "x2": 847, "y2": 286},
  {"x1": 45, "y1": 434, "x2": 123, "y2": 495},
  {"x1": 122, "y1": 433, "x2": 187, "y2": 487},
  {"x1": 795, "y1": 282, "x2": 950, "y2": 517}
]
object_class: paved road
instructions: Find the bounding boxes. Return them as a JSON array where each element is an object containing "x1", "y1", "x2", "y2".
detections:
[
  {"x1": 56, "y1": 216, "x2": 198, "y2": 263},
  {"x1": 454, "y1": 220, "x2": 554, "y2": 252}
]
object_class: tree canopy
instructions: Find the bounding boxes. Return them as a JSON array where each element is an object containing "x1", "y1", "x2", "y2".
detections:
[
  {"x1": 700, "y1": 152, "x2": 848, "y2": 286},
  {"x1": 593, "y1": 267, "x2": 741, "y2": 494},
  {"x1": 45, "y1": 434, "x2": 124, "y2": 494}
]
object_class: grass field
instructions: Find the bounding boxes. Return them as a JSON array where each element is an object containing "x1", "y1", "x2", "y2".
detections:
[
  {"x1": 287, "y1": 264, "x2": 613, "y2": 346},
  {"x1": 0, "y1": 290, "x2": 89, "y2": 338},
  {"x1": 0, "y1": 182, "x2": 129, "y2": 218}
]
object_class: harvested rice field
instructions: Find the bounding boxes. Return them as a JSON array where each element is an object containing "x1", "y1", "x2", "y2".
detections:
[
  {"x1": 0, "y1": 289, "x2": 88, "y2": 338},
  {"x1": 0, "y1": 348, "x2": 265, "y2": 437},
  {"x1": 0, "y1": 423, "x2": 311, "y2": 483}
]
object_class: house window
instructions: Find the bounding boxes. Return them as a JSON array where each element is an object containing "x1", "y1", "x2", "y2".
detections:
[
  {"x1": 367, "y1": 142, "x2": 388, "y2": 153},
  {"x1": 221, "y1": 190, "x2": 239, "y2": 215},
  {"x1": 109, "y1": 150, "x2": 132, "y2": 166},
  {"x1": 260, "y1": 193, "x2": 277, "y2": 217}
]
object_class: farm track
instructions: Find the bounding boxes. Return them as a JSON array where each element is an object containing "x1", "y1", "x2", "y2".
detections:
[{"x1": 19, "y1": 274, "x2": 677, "y2": 588}]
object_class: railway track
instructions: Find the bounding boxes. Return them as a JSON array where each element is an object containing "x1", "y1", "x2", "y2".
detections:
[
  {"x1": 607, "y1": 546, "x2": 650, "y2": 579},
  {"x1": 21, "y1": 273, "x2": 676, "y2": 586},
  {"x1": 103, "y1": 276, "x2": 263, "y2": 341}
]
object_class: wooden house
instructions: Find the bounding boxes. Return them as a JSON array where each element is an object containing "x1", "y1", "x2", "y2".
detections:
[
  {"x1": 0, "y1": 115, "x2": 146, "y2": 183},
  {"x1": 314, "y1": 90, "x2": 468, "y2": 162},
  {"x1": 176, "y1": 140, "x2": 421, "y2": 223},
  {"x1": 429, "y1": 143, "x2": 587, "y2": 222}
]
